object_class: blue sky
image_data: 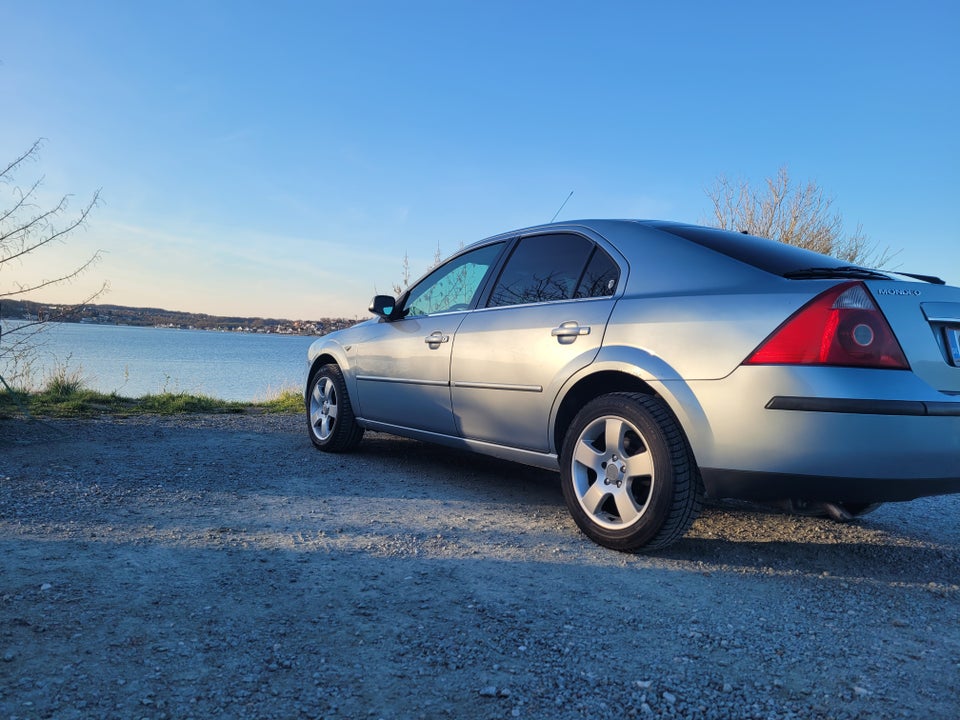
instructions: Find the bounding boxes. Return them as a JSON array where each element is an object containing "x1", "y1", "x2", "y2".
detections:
[{"x1": 2, "y1": 0, "x2": 957, "y2": 319}]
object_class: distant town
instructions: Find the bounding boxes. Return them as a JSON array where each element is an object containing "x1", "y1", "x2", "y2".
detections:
[{"x1": 1, "y1": 300, "x2": 359, "y2": 336}]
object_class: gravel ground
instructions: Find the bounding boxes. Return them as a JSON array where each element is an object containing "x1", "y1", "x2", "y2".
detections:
[{"x1": 1, "y1": 413, "x2": 958, "y2": 720}]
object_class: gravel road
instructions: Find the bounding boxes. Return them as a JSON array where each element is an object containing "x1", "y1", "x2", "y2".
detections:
[{"x1": 1, "y1": 414, "x2": 958, "y2": 719}]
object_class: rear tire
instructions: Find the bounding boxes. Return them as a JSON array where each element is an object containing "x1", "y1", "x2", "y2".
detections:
[
  {"x1": 306, "y1": 364, "x2": 364, "y2": 452},
  {"x1": 560, "y1": 392, "x2": 702, "y2": 551}
]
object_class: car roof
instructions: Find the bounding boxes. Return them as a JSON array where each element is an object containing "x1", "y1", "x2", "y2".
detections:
[{"x1": 466, "y1": 218, "x2": 854, "y2": 279}]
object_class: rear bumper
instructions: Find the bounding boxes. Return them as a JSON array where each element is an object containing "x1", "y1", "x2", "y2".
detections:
[
  {"x1": 654, "y1": 367, "x2": 960, "y2": 502},
  {"x1": 702, "y1": 392, "x2": 960, "y2": 502},
  {"x1": 701, "y1": 467, "x2": 960, "y2": 503}
]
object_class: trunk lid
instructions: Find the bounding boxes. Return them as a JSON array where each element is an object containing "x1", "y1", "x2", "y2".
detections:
[{"x1": 866, "y1": 279, "x2": 960, "y2": 393}]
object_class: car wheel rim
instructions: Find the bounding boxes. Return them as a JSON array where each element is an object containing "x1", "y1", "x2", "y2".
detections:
[
  {"x1": 309, "y1": 376, "x2": 338, "y2": 441},
  {"x1": 570, "y1": 415, "x2": 655, "y2": 531}
]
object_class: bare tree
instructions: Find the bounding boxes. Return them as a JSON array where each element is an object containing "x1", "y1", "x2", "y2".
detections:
[
  {"x1": 0, "y1": 139, "x2": 106, "y2": 386},
  {"x1": 705, "y1": 166, "x2": 893, "y2": 267},
  {"x1": 389, "y1": 239, "x2": 465, "y2": 299},
  {"x1": 391, "y1": 251, "x2": 411, "y2": 297}
]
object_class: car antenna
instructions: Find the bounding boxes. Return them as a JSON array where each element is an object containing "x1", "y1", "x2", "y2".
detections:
[{"x1": 550, "y1": 191, "x2": 574, "y2": 223}]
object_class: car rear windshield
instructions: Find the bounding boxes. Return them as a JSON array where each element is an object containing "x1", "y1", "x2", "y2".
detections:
[{"x1": 651, "y1": 223, "x2": 842, "y2": 276}]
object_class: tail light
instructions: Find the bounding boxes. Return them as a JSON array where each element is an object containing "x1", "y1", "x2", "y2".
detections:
[{"x1": 744, "y1": 282, "x2": 909, "y2": 369}]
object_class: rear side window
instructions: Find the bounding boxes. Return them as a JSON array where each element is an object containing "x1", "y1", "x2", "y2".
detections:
[
  {"x1": 487, "y1": 233, "x2": 619, "y2": 307},
  {"x1": 575, "y1": 247, "x2": 619, "y2": 298},
  {"x1": 654, "y1": 224, "x2": 842, "y2": 275}
]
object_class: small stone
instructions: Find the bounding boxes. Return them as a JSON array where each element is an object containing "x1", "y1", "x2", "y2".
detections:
[
  {"x1": 722, "y1": 683, "x2": 733, "y2": 693},
  {"x1": 635, "y1": 680, "x2": 653, "y2": 689},
  {"x1": 662, "y1": 691, "x2": 677, "y2": 704},
  {"x1": 479, "y1": 686, "x2": 497, "y2": 698},
  {"x1": 40, "y1": 583, "x2": 53, "y2": 591}
]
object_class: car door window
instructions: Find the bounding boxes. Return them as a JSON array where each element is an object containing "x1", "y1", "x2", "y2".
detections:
[
  {"x1": 404, "y1": 242, "x2": 504, "y2": 317},
  {"x1": 574, "y1": 246, "x2": 620, "y2": 298},
  {"x1": 487, "y1": 233, "x2": 618, "y2": 307}
]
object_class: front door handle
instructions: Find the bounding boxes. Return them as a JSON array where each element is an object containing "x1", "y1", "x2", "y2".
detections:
[
  {"x1": 424, "y1": 331, "x2": 450, "y2": 348},
  {"x1": 551, "y1": 321, "x2": 590, "y2": 345}
]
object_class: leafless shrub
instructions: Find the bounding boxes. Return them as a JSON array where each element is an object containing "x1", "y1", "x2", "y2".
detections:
[{"x1": 705, "y1": 166, "x2": 894, "y2": 267}]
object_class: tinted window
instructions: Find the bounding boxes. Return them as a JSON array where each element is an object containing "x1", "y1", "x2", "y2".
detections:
[
  {"x1": 654, "y1": 223, "x2": 845, "y2": 275},
  {"x1": 488, "y1": 233, "x2": 605, "y2": 307},
  {"x1": 404, "y1": 242, "x2": 504, "y2": 317},
  {"x1": 575, "y1": 247, "x2": 619, "y2": 298}
]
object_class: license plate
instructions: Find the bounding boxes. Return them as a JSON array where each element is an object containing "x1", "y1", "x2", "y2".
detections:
[{"x1": 947, "y1": 327, "x2": 960, "y2": 366}]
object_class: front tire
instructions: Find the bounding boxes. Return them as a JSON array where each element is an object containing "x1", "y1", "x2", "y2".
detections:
[
  {"x1": 560, "y1": 393, "x2": 702, "y2": 551},
  {"x1": 306, "y1": 364, "x2": 364, "y2": 452}
]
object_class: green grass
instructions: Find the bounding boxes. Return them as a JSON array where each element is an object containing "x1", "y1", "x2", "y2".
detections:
[
  {"x1": 0, "y1": 379, "x2": 304, "y2": 419},
  {"x1": 256, "y1": 388, "x2": 303, "y2": 414}
]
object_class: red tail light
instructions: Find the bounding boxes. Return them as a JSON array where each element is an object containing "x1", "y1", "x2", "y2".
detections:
[{"x1": 745, "y1": 282, "x2": 909, "y2": 369}]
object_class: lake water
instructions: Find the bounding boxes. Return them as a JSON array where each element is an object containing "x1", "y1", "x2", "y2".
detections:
[{"x1": 0, "y1": 322, "x2": 318, "y2": 401}]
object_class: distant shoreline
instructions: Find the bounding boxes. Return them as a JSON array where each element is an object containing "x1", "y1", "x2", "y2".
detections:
[{"x1": 1, "y1": 299, "x2": 357, "y2": 336}]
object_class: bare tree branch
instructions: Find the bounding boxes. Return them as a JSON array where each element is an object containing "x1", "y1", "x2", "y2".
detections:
[
  {"x1": 0, "y1": 253, "x2": 105, "y2": 299},
  {"x1": 1, "y1": 190, "x2": 100, "y2": 263},
  {"x1": 0, "y1": 177, "x2": 43, "y2": 226},
  {"x1": 0, "y1": 141, "x2": 105, "y2": 385},
  {"x1": 0, "y1": 138, "x2": 44, "y2": 181}
]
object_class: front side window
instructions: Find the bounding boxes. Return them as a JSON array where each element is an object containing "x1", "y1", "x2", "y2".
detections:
[
  {"x1": 404, "y1": 242, "x2": 504, "y2": 317},
  {"x1": 487, "y1": 233, "x2": 618, "y2": 307}
]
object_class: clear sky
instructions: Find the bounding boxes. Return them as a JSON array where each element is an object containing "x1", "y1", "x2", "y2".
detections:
[{"x1": 2, "y1": 0, "x2": 957, "y2": 320}]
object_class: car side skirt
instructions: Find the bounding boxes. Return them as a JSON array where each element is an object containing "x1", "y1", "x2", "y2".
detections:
[
  {"x1": 357, "y1": 418, "x2": 561, "y2": 472},
  {"x1": 701, "y1": 467, "x2": 960, "y2": 504}
]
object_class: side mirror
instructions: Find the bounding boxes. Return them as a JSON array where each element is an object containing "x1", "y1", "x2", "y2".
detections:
[{"x1": 369, "y1": 295, "x2": 397, "y2": 320}]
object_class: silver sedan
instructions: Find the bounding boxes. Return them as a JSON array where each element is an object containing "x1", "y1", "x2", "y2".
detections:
[{"x1": 305, "y1": 220, "x2": 960, "y2": 551}]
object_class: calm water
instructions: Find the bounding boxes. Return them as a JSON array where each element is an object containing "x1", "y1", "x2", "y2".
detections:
[{"x1": 1, "y1": 322, "x2": 318, "y2": 401}]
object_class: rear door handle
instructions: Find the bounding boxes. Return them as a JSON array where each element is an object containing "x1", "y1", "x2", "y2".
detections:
[{"x1": 551, "y1": 321, "x2": 590, "y2": 344}]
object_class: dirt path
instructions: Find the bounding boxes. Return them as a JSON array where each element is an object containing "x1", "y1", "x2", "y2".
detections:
[{"x1": 1, "y1": 414, "x2": 958, "y2": 719}]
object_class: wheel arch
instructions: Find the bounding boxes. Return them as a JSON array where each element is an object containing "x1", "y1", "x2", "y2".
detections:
[
  {"x1": 305, "y1": 342, "x2": 356, "y2": 406},
  {"x1": 307, "y1": 351, "x2": 339, "y2": 379},
  {"x1": 552, "y1": 370, "x2": 656, "y2": 455},
  {"x1": 550, "y1": 348, "x2": 714, "y2": 468}
]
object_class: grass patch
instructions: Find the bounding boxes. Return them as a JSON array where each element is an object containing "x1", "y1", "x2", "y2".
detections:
[
  {"x1": 257, "y1": 388, "x2": 303, "y2": 414},
  {"x1": 0, "y1": 379, "x2": 303, "y2": 419},
  {"x1": 137, "y1": 392, "x2": 247, "y2": 415}
]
